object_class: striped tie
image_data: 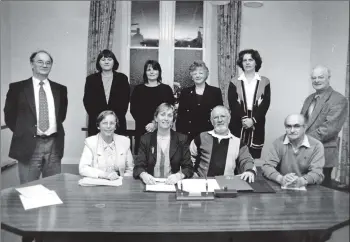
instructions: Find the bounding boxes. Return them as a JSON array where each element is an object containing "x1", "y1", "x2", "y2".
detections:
[{"x1": 38, "y1": 81, "x2": 49, "y2": 132}]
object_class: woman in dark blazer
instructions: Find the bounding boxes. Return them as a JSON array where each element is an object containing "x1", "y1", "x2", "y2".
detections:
[
  {"x1": 133, "y1": 103, "x2": 193, "y2": 185},
  {"x1": 176, "y1": 61, "x2": 223, "y2": 141},
  {"x1": 130, "y1": 60, "x2": 175, "y2": 154},
  {"x1": 83, "y1": 49, "x2": 130, "y2": 136},
  {"x1": 228, "y1": 49, "x2": 271, "y2": 159}
]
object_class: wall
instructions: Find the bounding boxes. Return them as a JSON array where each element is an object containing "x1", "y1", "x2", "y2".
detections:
[
  {"x1": 0, "y1": 1, "x2": 90, "y2": 164},
  {"x1": 310, "y1": 1, "x2": 349, "y2": 95},
  {"x1": 1, "y1": 1, "x2": 348, "y2": 164},
  {"x1": 1, "y1": 1, "x2": 13, "y2": 164},
  {"x1": 240, "y1": 1, "x2": 349, "y2": 159}
]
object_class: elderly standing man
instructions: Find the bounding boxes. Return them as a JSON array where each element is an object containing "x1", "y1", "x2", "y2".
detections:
[
  {"x1": 301, "y1": 65, "x2": 348, "y2": 186},
  {"x1": 4, "y1": 50, "x2": 68, "y2": 185},
  {"x1": 189, "y1": 105, "x2": 257, "y2": 182},
  {"x1": 262, "y1": 114, "x2": 325, "y2": 187}
]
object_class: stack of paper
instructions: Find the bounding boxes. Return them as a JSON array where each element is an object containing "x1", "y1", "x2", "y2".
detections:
[
  {"x1": 16, "y1": 184, "x2": 63, "y2": 210},
  {"x1": 145, "y1": 178, "x2": 176, "y2": 192},
  {"x1": 78, "y1": 177, "x2": 123, "y2": 187},
  {"x1": 281, "y1": 185, "x2": 307, "y2": 191},
  {"x1": 179, "y1": 179, "x2": 220, "y2": 193}
]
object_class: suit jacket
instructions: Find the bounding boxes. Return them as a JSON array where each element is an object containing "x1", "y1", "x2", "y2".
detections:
[
  {"x1": 301, "y1": 86, "x2": 348, "y2": 167},
  {"x1": 83, "y1": 72, "x2": 130, "y2": 136},
  {"x1": 176, "y1": 83, "x2": 223, "y2": 141},
  {"x1": 79, "y1": 134, "x2": 133, "y2": 178},
  {"x1": 133, "y1": 130, "x2": 194, "y2": 179},
  {"x1": 4, "y1": 78, "x2": 68, "y2": 162}
]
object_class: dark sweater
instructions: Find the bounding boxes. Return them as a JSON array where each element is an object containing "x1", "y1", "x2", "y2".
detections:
[{"x1": 130, "y1": 83, "x2": 175, "y2": 135}]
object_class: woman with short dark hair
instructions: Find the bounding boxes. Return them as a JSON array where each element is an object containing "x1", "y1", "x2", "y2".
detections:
[
  {"x1": 83, "y1": 49, "x2": 130, "y2": 136},
  {"x1": 228, "y1": 49, "x2": 271, "y2": 158},
  {"x1": 130, "y1": 60, "x2": 175, "y2": 154}
]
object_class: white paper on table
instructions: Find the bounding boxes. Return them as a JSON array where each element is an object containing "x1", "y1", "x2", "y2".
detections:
[
  {"x1": 154, "y1": 178, "x2": 167, "y2": 182},
  {"x1": 16, "y1": 184, "x2": 51, "y2": 197},
  {"x1": 179, "y1": 179, "x2": 220, "y2": 193},
  {"x1": 145, "y1": 183, "x2": 176, "y2": 192},
  {"x1": 281, "y1": 186, "x2": 307, "y2": 191},
  {"x1": 19, "y1": 191, "x2": 63, "y2": 210},
  {"x1": 78, "y1": 177, "x2": 123, "y2": 187}
]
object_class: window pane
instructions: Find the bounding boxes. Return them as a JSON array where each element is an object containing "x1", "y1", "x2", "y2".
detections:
[
  {"x1": 174, "y1": 49, "x2": 203, "y2": 89},
  {"x1": 130, "y1": 49, "x2": 159, "y2": 93},
  {"x1": 131, "y1": 1, "x2": 159, "y2": 47},
  {"x1": 175, "y1": 1, "x2": 203, "y2": 48}
]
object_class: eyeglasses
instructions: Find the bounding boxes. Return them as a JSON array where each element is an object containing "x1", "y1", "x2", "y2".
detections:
[{"x1": 35, "y1": 60, "x2": 52, "y2": 66}]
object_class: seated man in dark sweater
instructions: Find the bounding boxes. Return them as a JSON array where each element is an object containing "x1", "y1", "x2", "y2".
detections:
[
  {"x1": 189, "y1": 105, "x2": 256, "y2": 183},
  {"x1": 262, "y1": 114, "x2": 325, "y2": 187}
]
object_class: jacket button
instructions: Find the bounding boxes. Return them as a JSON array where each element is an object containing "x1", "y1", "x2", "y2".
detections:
[
  {"x1": 198, "y1": 103, "x2": 200, "y2": 106},
  {"x1": 189, "y1": 121, "x2": 191, "y2": 123},
  {"x1": 187, "y1": 109, "x2": 189, "y2": 112},
  {"x1": 188, "y1": 132, "x2": 191, "y2": 134},
  {"x1": 33, "y1": 135, "x2": 36, "y2": 137}
]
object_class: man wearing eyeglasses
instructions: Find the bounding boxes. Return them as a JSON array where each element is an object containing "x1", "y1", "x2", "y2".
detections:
[
  {"x1": 262, "y1": 114, "x2": 325, "y2": 187},
  {"x1": 4, "y1": 50, "x2": 68, "y2": 187}
]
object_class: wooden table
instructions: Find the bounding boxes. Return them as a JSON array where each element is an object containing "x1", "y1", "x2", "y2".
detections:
[{"x1": 1, "y1": 173, "x2": 349, "y2": 242}]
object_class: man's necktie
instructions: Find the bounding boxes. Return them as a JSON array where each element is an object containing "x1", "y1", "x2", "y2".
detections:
[
  {"x1": 306, "y1": 95, "x2": 318, "y2": 121},
  {"x1": 38, "y1": 81, "x2": 49, "y2": 132}
]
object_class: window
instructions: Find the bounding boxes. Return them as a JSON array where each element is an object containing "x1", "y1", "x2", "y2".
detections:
[{"x1": 116, "y1": 1, "x2": 214, "y2": 123}]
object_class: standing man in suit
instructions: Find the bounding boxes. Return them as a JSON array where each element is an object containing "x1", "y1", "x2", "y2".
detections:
[
  {"x1": 4, "y1": 50, "x2": 68, "y2": 185},
  {"x1": 301, "y1": 65, "x2": 348, "y2": 186}
]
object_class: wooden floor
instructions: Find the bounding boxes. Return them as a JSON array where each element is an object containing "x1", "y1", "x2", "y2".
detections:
[{"x1": 1, "y1": 164, "x2": 349, "y2": 242}]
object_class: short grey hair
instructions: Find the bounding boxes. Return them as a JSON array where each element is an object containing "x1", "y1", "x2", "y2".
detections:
[
  {"x1": 311, "y1": 65, "x2": 331, "y2": 78},
  {"x1": 189, "y1": 60, "x2": 209, "y2": 75},
  {"x1": 210, "y1": 105, "x2": 231, "y2": 120}
]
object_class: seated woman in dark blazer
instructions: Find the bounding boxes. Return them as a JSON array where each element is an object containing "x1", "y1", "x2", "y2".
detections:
[
  {"x1": 130, "y1": 60, "x2": 175, "y2": 154},
  {"x1": 83, "y1": 49, "x2": 130, "y2": 136},
  {"x1": 133, "y1": 103, "x2": 194, "y2": 185},
  {"x1": 176, "y1": 61, "x2": 223, "y2": 142}
]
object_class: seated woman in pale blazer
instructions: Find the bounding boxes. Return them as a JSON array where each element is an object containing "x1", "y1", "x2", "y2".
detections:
[{"x1": 79, "y1": 110, "x2": 133, "y2": 180}]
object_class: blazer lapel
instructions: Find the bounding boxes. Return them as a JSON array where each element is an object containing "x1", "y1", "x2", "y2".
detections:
[
  {"x1": 108, "y1": 72, "x2": 118, "y2": 106},
  {"x1": 49, "y1": 80, "x2": 60, "y2": 118},
  {"x1": 169, "y1": 130, "x2": 179, "y2": 160},
  {"x1": 150, "y1": 131, "x2": 158, "y2": 165},
  {"x1": 301, "y1": 95, "x2": 314, "y2": 115},
  {"x1": 24, "y1": 78, "x2": 37, "y2": 119},
  {"x1": 307, "y1": 87, "x2": 333, "y2": 129},
  {"x1": 97, "y1": 73, "x2": 108, "y2": 106}
]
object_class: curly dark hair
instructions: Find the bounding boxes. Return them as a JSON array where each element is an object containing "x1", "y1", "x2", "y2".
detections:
[{"x1": 237, "y1": 49, "x2": 262, "y2": 72}]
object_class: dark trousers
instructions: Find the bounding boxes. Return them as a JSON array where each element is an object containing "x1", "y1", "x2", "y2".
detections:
[
  {"x1": 322, "y1": 167, "x2": 333, "y2": 187},
  {"x1": 18, "y1": 136, "x2": 61, "y2": 184}
]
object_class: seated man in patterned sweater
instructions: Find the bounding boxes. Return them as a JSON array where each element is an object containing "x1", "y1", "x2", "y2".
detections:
[{"x1": 189, "y1": 105, "x2": 257, "y2": 183}]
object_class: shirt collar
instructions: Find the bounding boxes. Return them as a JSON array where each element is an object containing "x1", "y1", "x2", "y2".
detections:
[
  {"x1": 32, "y1": 76, "x2": 48, "y2": 85},
  {"x1": 208, "y1": 130, "x2": 234, "y2": 140},
  {"x1": 99, "y1": 134, "x2": 115, "y2": 151},
  {"x1": 314, "y1": 86, "x2": 332, "y2": 99},
  {"x1": 237, "y1": 73, "x2": 261, "y2": 82},
  {"x1": 283, "y1": 135, "x2": 310, "y2": 148}
]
